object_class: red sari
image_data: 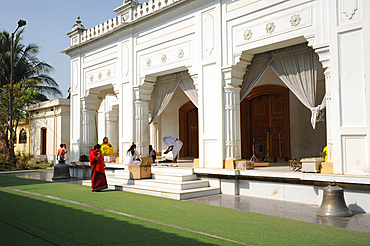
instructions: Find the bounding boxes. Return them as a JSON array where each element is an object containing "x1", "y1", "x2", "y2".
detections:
[{"x1": 90, "y1": 149, "x2": 108, "y2": 191}]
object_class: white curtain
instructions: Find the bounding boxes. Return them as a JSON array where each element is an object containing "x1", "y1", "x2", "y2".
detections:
[
  {"x1": 270, "y1": 44, "x2": 325, "y2": 129},
  {"x1": 178, "y1": 71, "x2": 198, "y2": 107},
  {"x1": 149, "y1": 74, "x2": 179, "y2": 124},
  {"x1": 240, "y1": 53, "x2": 271, "y2": 101}
]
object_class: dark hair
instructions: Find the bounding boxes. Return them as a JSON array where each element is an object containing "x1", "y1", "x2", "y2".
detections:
[
  {"x1": 60, "y1": 144, "x2": 64, "y2": 148},
  {"x1": 149, "y1": 145, "x2": 153, "y2": 151},
  {"x1": 94, "y1": 144, "x2": 101, "y2": 150},
  {"x1": 63, "y1": 144, "x2": 67, "y2": 148},
  {"x1": 127, "y1": 143, "x2": 136, "y2": 156}
]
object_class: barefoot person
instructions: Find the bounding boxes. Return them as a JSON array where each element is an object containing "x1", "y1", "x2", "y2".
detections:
[
  {"x1": 163, "y1": 137, "x2": 183, "y2": 163},
  {"x1": 90, "y1": 144, "x2": 108, "y2": 192}
]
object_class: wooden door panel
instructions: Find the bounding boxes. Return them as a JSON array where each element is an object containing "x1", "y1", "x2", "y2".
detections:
[
  {"x1": 241, "y1": 85, "x2": 290, "y2": 160},
  {"x1": 187, "y1": 108, "x2": 199, "y2": 157}
]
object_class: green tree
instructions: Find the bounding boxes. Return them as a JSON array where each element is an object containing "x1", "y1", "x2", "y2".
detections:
[{"x1": 0, "y1": 29, "x2": 62, "y2": 162}]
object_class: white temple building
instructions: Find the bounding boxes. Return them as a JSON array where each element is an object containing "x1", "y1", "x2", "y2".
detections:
[{"x1": 62, "y1": 0, "x2": 370, "y2": 210}]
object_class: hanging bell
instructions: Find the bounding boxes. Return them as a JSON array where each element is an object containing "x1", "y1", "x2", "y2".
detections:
[
  {"x1": 316, "y1": 182, "x2": 353, "y2": 217},
  {"x1": 52, "y1": 160, "x2": 71, "y2": 180}
]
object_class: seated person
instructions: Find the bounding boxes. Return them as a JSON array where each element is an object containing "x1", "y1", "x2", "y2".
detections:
[
  {"x1": 125, "y1": 143, "x2": 141, "y2": 166},
  {"x1": 149, "y1": 145, "x2": 156, "y2": 162},
  {"x1": 163, "y1": 136, "x2": 183, "y2": 163},
  {"x1": 101, "y1": 137, "x2": 114, "y2": 156}
]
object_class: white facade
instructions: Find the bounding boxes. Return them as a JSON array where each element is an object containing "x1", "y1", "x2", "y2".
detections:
[
  {"x1": 28, "y1": 99, "x2": 70, "y2": 162},
  {"x1": 63, "y1": 0, "x2": 370, "y2": 175}
]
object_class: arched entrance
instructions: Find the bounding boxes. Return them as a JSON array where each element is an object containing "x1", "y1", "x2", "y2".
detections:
[
  {"x1": 179, "y1": 101, "x2": 199, "y2": 157},
  {"x1": 241, "y1": 85, "x2": 290, "y2": 161}
]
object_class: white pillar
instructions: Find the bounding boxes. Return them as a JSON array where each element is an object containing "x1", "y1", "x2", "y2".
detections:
[
  {"x1": 150, "y1": 122, "x2": 158, "y2": 151},
  {"x1": 134, "y1": 99, "x2": 149, "y2": 157},
  {"x1": 81, "y1": 97, "x2": 97, "y2": 156},
  {"x1": 324, "y1": 69, "x2": 333, "y2": 162},
  {"x1": 106, "y1": 108, "x2": 119, "y2": 153},
  {"x1": 222, "y1": 65, "x2": 248, "y2": 160},
  {"x1": 224, "y1": 84, "x2": 242, "y2": 160}
]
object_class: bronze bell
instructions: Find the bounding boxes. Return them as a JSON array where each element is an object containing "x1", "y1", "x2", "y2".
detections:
[
  {"x1": 52, "y1": 161, "x2": 71, "y2": 180},
  {"x1": 316, "y1": 182, "x2": 353, "y2": 217}
]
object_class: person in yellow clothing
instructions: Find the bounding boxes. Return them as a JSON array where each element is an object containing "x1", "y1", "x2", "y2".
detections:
[
  {"x1": 323, "y1": 146, "x2": 328, "y2": 162},
  {"x1": 101, "y1": 137, "x2": 114, "y2": 156}
]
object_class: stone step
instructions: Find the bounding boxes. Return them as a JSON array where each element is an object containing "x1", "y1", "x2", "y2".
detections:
[
  {"x1": 82, "y1": 178, "x2": 220, "y2": 199},
  {"x1": 151, "y1": 167, "x2": 194, "y2": 175},
  {"x1": 107, "y1": 177, "x2": 208, "y2": 190},
  {"x1": 151, "y1": 173, "x2": 198, "y2": 182},
  {"x1": 119, "y1": 185, "x2": 220, "y2": 200}
]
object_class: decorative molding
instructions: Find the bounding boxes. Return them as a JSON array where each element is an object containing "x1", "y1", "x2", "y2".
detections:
[
  {"x1": 265, "y1": 22, "x2": 275, "y2": 34},
  {"x1": 203, "y1": 11, "x2": 215, "y2": 58},
  {"x1": 290, "y1": 14, "x2": 301, "y2": 27},
  {"x1": 161, "y1": 54, "x2": 167, "y2": 63},
  {"x1": 243, "y1": 29, "x2": 253, "y2": 40},
  {"x1": 90, "y1": 75, "x2": 94, "y2": 82},
  {"x1": 146, "y1": 58, "x2": 152, "y2": 67},
  {"x1": 107, "y1": 69, "x2": 111, "y2": 77},
  {"x1": 342, "y1": 0, "x2": 358, "y2": 20},
  {"x1": 98, "y1": 72, "x2": 102, "y2": 80},
  {"x1": 122, "y1": 43, "x2": 129, "y2": 78},
  {"x1": 178, "y1": 49, "x2": 184, "y2": 59}
]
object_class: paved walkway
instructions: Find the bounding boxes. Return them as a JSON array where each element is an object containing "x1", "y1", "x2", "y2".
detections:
[{"x1": 2, "y1": 170, "x2": 370, "y2": 233}]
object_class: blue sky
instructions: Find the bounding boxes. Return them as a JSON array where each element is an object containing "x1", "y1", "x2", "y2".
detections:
[{"x1": 0, "y1": 0, "x2": 147, "y2": 98}]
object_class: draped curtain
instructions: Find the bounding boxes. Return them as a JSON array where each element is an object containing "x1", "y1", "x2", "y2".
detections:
[
  {"x1": 240, "y1": 44, "x2": 326, "y2": 129},
  {"x1": 240, "y1": 53, "x2": 272, "y2": 100},
  {"x1": 150, "y1": 71, "x2": 198, "y2": 124},
  {"x1": 178, "y1": 71, "x2": 198, "y2": 107},
  {"x1": 149, "y1": 74, "x2": 179, "y2": 124}
]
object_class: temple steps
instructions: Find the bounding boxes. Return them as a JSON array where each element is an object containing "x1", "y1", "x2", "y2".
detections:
[{"x1": 83, "y1": 167, "x2": 220, "y2": 200}]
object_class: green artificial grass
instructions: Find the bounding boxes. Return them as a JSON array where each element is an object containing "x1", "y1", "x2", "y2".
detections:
[{"x1": 0, "y1": 175, "x2": 369, "y2": 246}]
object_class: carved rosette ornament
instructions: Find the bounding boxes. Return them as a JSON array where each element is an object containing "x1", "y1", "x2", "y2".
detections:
[
  {"x1": 161, "y1": 54, "x2": 167, "y2": 63},
  {"x1": 107, "y1": 69, "x2": 111, "y2": 77},
  {"x1": 146, "y1": 58, "x2": 152, "y2": 67},
  {"x1": 98, "y1": 72, "x2": 102, "y2": 80},
  {"x1": 90, "y1": 75, "x2": 94, "y2": 82},
  {"x1": 290, "y1": 14, "x2": 302, "y2": 27},
  {"x1": 73, "y1": 37, "x2": 78, "y2": 44},
  {"x1": 243, "y1": 29, "x2": 253, "y2": 40},
  {"x1": 178, "y1": 49, "x2": 184, "y2": 59},
  {"x1": 265, "y1": 22, "x2": 275, "y2": 34}
]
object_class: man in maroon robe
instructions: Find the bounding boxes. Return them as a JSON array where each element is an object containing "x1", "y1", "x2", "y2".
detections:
[{"x1": 90, "y1": 144, "x2": 108, "y2": 192}]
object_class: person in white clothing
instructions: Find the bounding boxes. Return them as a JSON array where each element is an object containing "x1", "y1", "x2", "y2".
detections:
[
  {"x1": 163, "y1": 136, "x2": 183, "y2": 163},
  {"x1": 125, "y1": 143, "x2": 141, "y2": 166}
]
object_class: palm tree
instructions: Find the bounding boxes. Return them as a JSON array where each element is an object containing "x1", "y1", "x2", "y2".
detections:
[{"x1": 0, "y1": 29, "x2": 62, "y2": 160}]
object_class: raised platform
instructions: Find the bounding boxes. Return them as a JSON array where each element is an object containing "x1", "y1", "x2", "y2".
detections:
[
  {"x1": 194, "y1": 166, "x2": 370, "y2": 213},
  {"x1": 82, "y1": 166, "x2": 220, "y2": 200}
]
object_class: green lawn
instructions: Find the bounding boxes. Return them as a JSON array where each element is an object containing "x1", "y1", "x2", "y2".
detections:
[{"x1": 0, "y1": 175, "x2": 369, "y2": 246}]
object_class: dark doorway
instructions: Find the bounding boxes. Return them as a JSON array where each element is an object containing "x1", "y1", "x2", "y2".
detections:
[
  {"x1": 179, "y1": 101, "x2": 199, "y2": 157},
  {"x1": 241, "y1": 85, "x2": 290, "y2": 160},
  {"x1": 41, "y1": 128, "x2": 47, "y2": 155}
]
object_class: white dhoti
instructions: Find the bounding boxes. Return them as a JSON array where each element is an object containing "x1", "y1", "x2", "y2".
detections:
[{"x1": 163, "y1": 137, "x2": 183, "y2": 159}]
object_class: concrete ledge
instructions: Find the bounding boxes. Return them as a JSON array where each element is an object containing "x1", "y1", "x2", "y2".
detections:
[{"x1": 194, "y1": 168, "x2": 240, "y2": 176}]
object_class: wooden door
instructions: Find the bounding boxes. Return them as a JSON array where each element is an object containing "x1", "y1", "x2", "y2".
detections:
[
  {"x1": 179, "y1": 101, "x2": 199, "y2": 157},
  {"x1": 187, "y1": 108, "x2": 199, "y2": 157},
  {"x1": 241, "y1": 85, "x2": 290, "y2": 160},
  {"x1": 41, "y1": 128, "x2": 47, "y2": 155}
]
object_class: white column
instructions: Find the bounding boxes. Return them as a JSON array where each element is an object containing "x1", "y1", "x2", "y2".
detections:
[
  {"x1": 106, "y1": 108, "x2": 119, "y2": 153},
  {"x1": 324, "y1": 69, "x2": 333, "y2": 162},
  {"x1": 224, "y1": 84, "x2": 242, "y2": 160},
  {"x1": 81, "y1": 97, "x2": 97, "y2": 156},
  {"x1": 150, "y1": 122, "x2": 158, "y2": 151},
  {"x1": 222, "y1": 66, "x2": 247, "y2": 160},
  {"x1": 134, "y1": 99, "x2": 149, "y2": 157}
]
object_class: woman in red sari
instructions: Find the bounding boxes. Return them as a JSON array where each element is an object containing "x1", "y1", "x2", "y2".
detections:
[{"x1": 90, "y1": 144, "x2": 108, "y2": 192}]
